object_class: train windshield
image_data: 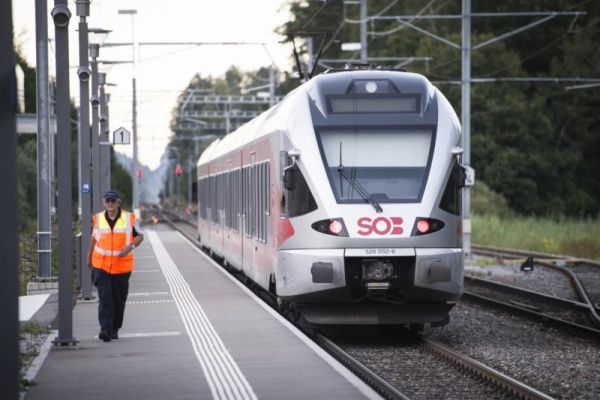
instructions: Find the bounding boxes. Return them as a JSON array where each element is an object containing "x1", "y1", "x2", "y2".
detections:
[{"x1": 317, "y1": 127, "x2": 434, "y2": 203}]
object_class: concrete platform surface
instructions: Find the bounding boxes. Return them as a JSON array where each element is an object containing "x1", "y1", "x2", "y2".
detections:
[{"x1": 26, "y1": 225, "x2": 379, "y2": 400}]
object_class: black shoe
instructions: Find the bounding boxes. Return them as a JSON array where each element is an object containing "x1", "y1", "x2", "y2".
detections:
[
  {"x1": 99, "y1": 329, "x2": 111, "y2": 342},
  {"x1": 110, "y1": 330, "x2": 119, "y2": 340}
]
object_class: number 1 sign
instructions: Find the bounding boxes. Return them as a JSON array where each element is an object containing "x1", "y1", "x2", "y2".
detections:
[{"x1": 113, "y1": 127, "x2": 131, "y2": 145}]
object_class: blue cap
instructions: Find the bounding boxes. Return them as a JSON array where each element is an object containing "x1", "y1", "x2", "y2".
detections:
[{"x1": 103, "y1": 190, "x2": 120, "y2": 200}]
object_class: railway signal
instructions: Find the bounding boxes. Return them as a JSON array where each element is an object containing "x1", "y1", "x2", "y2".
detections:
[{"x1": 175, "y1": 165, "x2": 182, "y2": 176}]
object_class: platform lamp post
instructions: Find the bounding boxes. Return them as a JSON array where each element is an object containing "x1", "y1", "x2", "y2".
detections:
[
  {"x1": 88, "y1": 28, "x2": 111, "y2": 213},
  {"x1": 52, "y1": 0, "x2": 77, "y2": 346},
  {"x1": 98, "y1": 72, "x2": 111, "y2": 197},
  {"x1": 0, "y1": 0, "x2": 19, "y2": 395},
  {"x1": 118, "y1": 9, "x2": 140, "y2": 216},
  {"x1": 35, "y1": 0, "x2": 52, "y2": 279},
  {"x1": 76, "y1": 0, "x2": 93, "y2": 299}
]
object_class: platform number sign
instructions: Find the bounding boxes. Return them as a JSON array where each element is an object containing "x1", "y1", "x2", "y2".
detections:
[{"x1": 113, "y1": 127, "x2": 131, "y2": 145}]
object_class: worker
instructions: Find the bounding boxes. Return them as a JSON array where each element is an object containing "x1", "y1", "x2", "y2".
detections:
[{"x1": 87, "y1": 190, "x2": 144, "y2": 342}]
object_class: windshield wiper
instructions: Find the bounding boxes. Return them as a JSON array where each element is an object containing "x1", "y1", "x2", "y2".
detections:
[{"x1": 338, "y1": 142, "x2": 383, "y2": 213}]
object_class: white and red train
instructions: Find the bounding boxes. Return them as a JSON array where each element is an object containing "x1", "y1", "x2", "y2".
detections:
[{"x1": 197, "y1": 68, "x2": 466, "y2": 327}]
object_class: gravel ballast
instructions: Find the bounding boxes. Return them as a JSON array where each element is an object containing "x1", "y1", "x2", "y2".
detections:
[
  {"x1": 336, "y1": 332, "x2": 515, "y2": 400},
  {"x1": 426, "y1": 301, "x2": 600, "y2": 400}
]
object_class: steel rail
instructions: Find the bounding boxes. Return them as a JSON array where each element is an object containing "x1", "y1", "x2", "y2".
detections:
[
  {"x1": 472, "y1": 245, "x2": 600, "y2": 326},
  {"x1": 462, "y1": 291, "x2": 600, "y2": 337},
  {"x1": 315, "y1": 334, "x2": 411, "y2": 400},
  {"x1": 465, "y1": 275, "x2": 590, "y2": 311},
  {"x1": 420, "y1": 337, "x2": 555, "y2": 400},
  {"x1": 472, "y1": 244, "x2": 600, "y2": 267}
]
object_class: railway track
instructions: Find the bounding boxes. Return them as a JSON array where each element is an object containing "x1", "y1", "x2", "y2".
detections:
[
  {"x1": 157, "y1": 206, "x2": 557, "y2": 400},
  {"x1": 471, "y1": 245, "x2": 600, "y2": 328},
  {"x1": 463, "y1": 276, "x2": 600, "y2": 337},
  {"x1": 318, "y1": 331, "x2": 555, "y2": 400}
]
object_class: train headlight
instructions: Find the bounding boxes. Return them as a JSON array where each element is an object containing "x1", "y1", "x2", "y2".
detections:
[
  {"x1": 412, "y1": 218, "x2": 445, "y2": 236},
  {"x1": 311, "y1": 218, "x2": 349, "y2": 237},
  {"x1": 365, "y1": 81, "x2": 378, "y2": 93}
]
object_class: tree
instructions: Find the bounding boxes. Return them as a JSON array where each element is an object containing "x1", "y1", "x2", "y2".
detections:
[{"x1": 280, "y1": 0, "x2": 600, "y2": 217}]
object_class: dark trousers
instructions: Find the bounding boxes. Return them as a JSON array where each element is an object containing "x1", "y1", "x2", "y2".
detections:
[{"x1": 93, "y1": 268, "x2": 131, "y2": 333}]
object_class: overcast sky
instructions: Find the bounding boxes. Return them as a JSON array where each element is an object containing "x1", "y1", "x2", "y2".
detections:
[{"x1": 13, "y1": 0, "x2": 293, "y2": 169}]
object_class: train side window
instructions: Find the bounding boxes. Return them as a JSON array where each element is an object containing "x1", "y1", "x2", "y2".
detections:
[
  {"x1": 198, "y1": 178, "x2": 205, "y2": 219},
  {"x1": 265, "y1": 162, "x2": 271, "y2": 242},
  {"x1": 225, "y1": 172, "x2": 230, "y2": 229},
  {"x1": 281, "y1": 156, "x2": 318, "y2": 218},
  {"x1": 439, "y1": 161, "x2": 462, "y2": 215},
  {"x1": 244, "y1": 166, "x2": 250, "y2": 236}
]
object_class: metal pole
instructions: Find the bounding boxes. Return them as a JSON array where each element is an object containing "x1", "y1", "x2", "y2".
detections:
[
  {"x1": 106, "y1": 92, "x2": 111, "y2": 188},
  {"x1": 90, "y1": 44, "x2": 101, "y2": 212},
  {"x1": 132, "y1": 76, "x2": 139, "y2": 210},
  {"x1": 122, "y1": 10, "x2": 141, "y2": 214},
  {"x1": 0, "y1": 0, "x2": 20, "y2": 395},
  {"x1": 99, "y1": 73, "x2": 110, "y2": 196},
  {"x1": 49, "y1": 83, "x2": 56, "y2": 211},
  {"x1": 52, "y1": 0, "x2": 77, "y2": 345},
  {"x1": 461, "y1": 0, "x2": 471, "y2": 257},
  {"x1": 76, "y1": 0, "x2": 93, "y2": 299},
  {"x1": 187, "y1": 155, "x2": 192, "y2": 208},
  {"x1": 360, "y1": 0, "x2": 368, "y2": 63},
  {"x1": 306, "y1": 37, "x2": 314, "y2": 74},
  {"x1": 268, "y1": 64, "x2": 275, "y2": 108},
  {"x1": 36, "y1": 0, "x2": 52, "y2": 278}
]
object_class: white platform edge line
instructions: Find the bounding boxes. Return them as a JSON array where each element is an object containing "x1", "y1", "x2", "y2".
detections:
[
  {"x1": 154, "y1": 236, "x2": 249, "y2": 400},
  {"x1": 158, "y1": 233, "x2": 257, "y2": 400},
  {"x1": 149, "y1": 232, "x2": 223, "y2": 400},
  {"x1": 159, "y1": 242, "x2": 251, "y2": 400},
  {"x1": 175, "y1": 231, "x2": 383, "y2": 400},
  {"x1": 150, "y1": 231, "x2": 257, "y2": 400}
]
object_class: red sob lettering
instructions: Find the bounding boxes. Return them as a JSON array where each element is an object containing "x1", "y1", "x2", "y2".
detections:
[{"x1": 356, "y1": 217, "x2": 403, "y2": 236}]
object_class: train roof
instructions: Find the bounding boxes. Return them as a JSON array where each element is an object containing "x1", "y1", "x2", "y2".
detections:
[{"x1": 197, "y1": 69, "x2": 435, "y2": 167}]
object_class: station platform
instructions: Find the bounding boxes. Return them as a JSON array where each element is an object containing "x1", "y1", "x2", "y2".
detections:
[{"x1": 26, "y1": 225, "x2": 379, "y2": 400}]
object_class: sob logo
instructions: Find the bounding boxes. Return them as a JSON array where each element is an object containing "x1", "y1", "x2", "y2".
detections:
[{"x1": 357, "y1": 217, "x2": 403, "y2": 236}]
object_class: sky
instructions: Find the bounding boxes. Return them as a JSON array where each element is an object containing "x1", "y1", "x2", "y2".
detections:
[{"x1": 12, "y1": 0, "x2": 294, "y2": 169}]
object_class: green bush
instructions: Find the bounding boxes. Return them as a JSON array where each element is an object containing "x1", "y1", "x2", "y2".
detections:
[{"x1": 471, "y1": 181, "x2": 514, "y2": 218}]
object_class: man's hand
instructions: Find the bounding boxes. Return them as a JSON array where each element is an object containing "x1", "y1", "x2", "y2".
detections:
[{"x1": 118, "y1": 244, "x2": 134, "y2": 257}]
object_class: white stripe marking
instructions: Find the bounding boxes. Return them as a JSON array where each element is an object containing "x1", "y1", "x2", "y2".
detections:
[
  {"x1": 95, "y1": 331, "x2": 182, "y2": 339},
  {"x1": 126, "y1": 299, "x2": 174, "y2": 305},
  {"x1": 175, "y1": 231, "x2": 382, "y2": 400},
  {"x1": 128, "y1": 291, "x2": 170, "y2": 297},
  {"x1": 148, "y1": 231, "x2": 257, "y2": 400}
]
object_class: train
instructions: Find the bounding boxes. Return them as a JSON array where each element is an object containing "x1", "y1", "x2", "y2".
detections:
[{"x1": 196, "y1": 67, "x2": 467, "y2": 328}]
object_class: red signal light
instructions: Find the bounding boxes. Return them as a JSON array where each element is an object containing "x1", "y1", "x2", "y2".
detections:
[
  {"x1": 311, "y1": 218, "x2": 348, "y2": 237},
  {"x1": 329, "y1": 220, "x2": 344, "y2": 235},
  {"x1": 175, "y1": 165, "x2": 182, "y2": 176},
  {"x1": 416, "y1": 219, "x2": 430, "y2": 234},
  {"x1": 412, "y1": 218, "x2": 444, "y2": 236},
  {"x1": 136, "y1": 169, "x2": 142, "y2": 177}
]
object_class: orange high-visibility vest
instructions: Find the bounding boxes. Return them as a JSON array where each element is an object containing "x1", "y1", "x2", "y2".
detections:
[{"x1": 91, "y1": 210, "x2": 135, "y2": 274}]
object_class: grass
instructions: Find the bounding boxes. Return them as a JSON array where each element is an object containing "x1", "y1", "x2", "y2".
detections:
[
  {"x1": 472, "y1": 215, "x2": 600, "y2": 260},
  {"x1": 21, "y1": 321, "x2": 50, "y2": 336}
]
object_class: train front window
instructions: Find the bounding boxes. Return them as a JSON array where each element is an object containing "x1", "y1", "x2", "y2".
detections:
[{"x1": 317, "y1": 128, "x2": 434, "y2": 203}]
